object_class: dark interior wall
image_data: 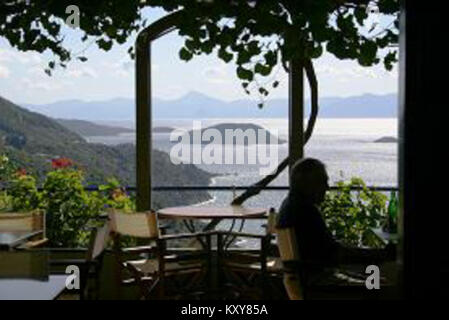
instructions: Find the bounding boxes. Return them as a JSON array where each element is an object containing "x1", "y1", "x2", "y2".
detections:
[{"x1": 399, "y1": 0, "x2": 449, "y2": 298}]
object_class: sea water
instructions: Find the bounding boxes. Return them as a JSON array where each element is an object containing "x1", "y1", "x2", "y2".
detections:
[{"x1": 87, "y1": 118, "x2": 398, "y2": 244}]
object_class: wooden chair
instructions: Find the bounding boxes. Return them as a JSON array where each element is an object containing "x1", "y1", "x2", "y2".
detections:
[
  {"x1": 218, "y1": 208, "x2": 283, "y2": 299},
  {"x1": 276, "y1": 227, "x2": 304, "y2": 300},
  {"x1": 50, "y1": 222, "x2": 110, "y2": 300},
  {"x1": 276, "y1": 226, "x2": 387, "y2": 300},
  {"x1": 0, "y1": 210, "x2": 48, "y2": 248},
  {"x1": 109, "y1": 209, "x2": 213, "y2": 299}
]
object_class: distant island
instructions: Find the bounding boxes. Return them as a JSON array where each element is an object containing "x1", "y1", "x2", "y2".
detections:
[
  {"x1": 374, "y1": 136, "x2": 398, "y2": 143},
  {"x1": 57, "y1": 119, "x2": 134, "y2": 137},
  {"x1": 182, "y1": 123, "x2": 286, "y2": 145}
]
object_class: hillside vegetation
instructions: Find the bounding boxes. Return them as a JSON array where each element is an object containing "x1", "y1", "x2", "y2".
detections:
[
  {"x1": 56, "y1": 119, "x2": 134, "y2": 137},
  {"x1": 0, "y1": 96, "x2": 212, "y2": 207}
]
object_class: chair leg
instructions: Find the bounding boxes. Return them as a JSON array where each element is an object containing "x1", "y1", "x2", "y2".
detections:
[
  {"x1": 79, "y1": 266, "x2": 89, "y2": 300},
  {"x1": 143, "y1": 278, "x2": 160, "y2": 300},
  {"x1": 112, "y1": 235, "x2": 124, "y2": 299},
  {"x1": 156, "y1": 239, "x2": 166, "y2": 299},
  {"x1": 157, "y1": 276, "x2": 165, "y2": 299},
  {"x1": 184, "y1": 269, "x2": 206, "y2": 294},
  {"x1": 93, "y1": 269, "x2": 101, "y2": 300},
  {"x1": 92, "y1": 258, "x2": 104, "y2": 300}
]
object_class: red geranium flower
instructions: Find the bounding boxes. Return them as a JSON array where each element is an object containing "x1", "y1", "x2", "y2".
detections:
[
  {"x1": 16, "y1": 168, "x2": 27, "y2": 177},
  {"x1": 51, "y1": 157, "x2": 73, "y2": 169}
]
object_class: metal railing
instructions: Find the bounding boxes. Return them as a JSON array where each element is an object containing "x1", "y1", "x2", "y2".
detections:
[{"x1": 80, "y1": 185, "x2": 398, "y2": 192}]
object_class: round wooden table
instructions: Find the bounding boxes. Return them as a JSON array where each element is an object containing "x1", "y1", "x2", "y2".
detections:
[
  {"x1": 157, "y1": 206, "x2": 268, "y2": 244},
  {"x1": 158, "y1": 206, "x2": 268, "y2": 296},
  {"x1": 158, "y1": 206, "x2": 267, "y2": 220}
]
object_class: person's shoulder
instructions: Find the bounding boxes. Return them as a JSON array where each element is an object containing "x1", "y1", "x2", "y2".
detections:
[
  {"x1": 277, "y1": 196, "x2": 298, "y2": 228},
  {"x1": 280, "y1": 196, "x2": 311, "y2": 213}
]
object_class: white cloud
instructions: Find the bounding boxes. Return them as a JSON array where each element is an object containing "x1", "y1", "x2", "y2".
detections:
[
  {"x1": 114, "y1": 69, "x2": 130, "y2": 78},
  {"x1": 102, "y1": 57, "x2": 159, "y2": 78},
  {"x1": 0, "y1": 50, "x2": 10, "y2": 62},
  {"x1": 152, "y1": 63, "x2": 160, "y2": 73},
  {"x1": 0, "y1": 49, "x2": 41, "y2": 65},
  {"x1": 203, "y1": 66, "x2": 228, "y2": 84},
  {"x1": 67, "y1": 66, "x2": 98, "y2": 78},
  {"x1": 102, "y1": 57, "x2": 132, "y2": 77},
  {"x1": 154, "y1": 84, "x2": 186, "y2": 99},
  {"x1": 0, "y1": 64, "x2": 10, "y2": 78},
  {"x1": 316, "y1": 64, "x2": 380, "y2": 79},
  {"x1": 384, "y1": 64, "x2": 398, "y2": 79},
  {"x1": 27, "y1": 66, "x2": 46, "y2": 76},
  {"x1": 21, "y1": 77, "x2": 72, "y2": 91}
]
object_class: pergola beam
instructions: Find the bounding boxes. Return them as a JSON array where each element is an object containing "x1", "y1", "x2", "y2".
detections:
[
  {"x1": 288, "y1": 58, "x2": 305, "y2": 177},
  {"x1": 135, "y1": 11, "x2": 183, "y2": 211}
]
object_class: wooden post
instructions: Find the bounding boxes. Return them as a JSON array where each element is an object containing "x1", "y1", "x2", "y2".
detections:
[
  {"x1": 136, "y1": 36, "x2": 152, "y2": 212},
  {"x1": 134, "y1": 11, "x2": 182, "y2": 212},
  {"x1": 288, "y1": 58, "x2": 305, "y2": 178}
]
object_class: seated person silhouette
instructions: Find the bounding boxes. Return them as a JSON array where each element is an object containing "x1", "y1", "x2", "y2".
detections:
[{"x1": 277, "y1": 158, "x2": 394, "y2": 285}]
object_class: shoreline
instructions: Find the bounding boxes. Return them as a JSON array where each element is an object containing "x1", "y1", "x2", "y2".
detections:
[{"x1": 192, "y1": 175, "x2": 219, "y2": 208}]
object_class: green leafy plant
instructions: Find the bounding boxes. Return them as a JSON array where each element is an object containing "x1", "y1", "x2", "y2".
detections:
[
  {"x1": 99, "y1": 178, "x2": 135, "y2": 212},
  {"x1": 0, "y1": 154, "x2": 138, "y2": 247},
  {"x1": 0, "y1": 155, "x2": 13, "y2": 211},
  {"x1": 0, "y1": 155, "x2": 16, "y2": 183},
  {"x1": 0, "y1": 191, "x2": 11, "y2": 212},
  {"x1": 320, "y1": 177, "x2": 388, "y2": 248},
  {"x1": 8, "y1": 169, "x2": 40, "y2": 212},
  {"x1": 41, "y1": 167, "x2": 102, "y2": 247}
]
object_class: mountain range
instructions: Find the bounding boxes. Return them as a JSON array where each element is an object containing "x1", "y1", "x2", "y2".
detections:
[{"x1": 24, "y1": 92, "x2": 398, "y2": 121}]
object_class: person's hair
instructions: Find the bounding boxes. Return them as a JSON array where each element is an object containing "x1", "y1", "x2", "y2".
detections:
[{"x1": 290, "y1": 158, "x2": 326, "y2": 191}]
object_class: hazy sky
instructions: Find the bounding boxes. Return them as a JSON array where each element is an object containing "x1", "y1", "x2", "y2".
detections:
[{"x1": 0, "y1": 8, "x2": 398, "y2": 105}]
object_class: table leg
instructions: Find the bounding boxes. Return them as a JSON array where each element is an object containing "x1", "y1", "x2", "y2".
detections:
[
  {"x1": 224, "y1": 219, "x2": 247, "y2": 251},
  {"x1": 203, "y1": 218, "x2": 222, "y2": 232},
  {"x1": 182, "y1": 219, "x2": 196, "y2": 233},
  {"x1": 223, "y1": 219, "x2": 236, "y2": 249}
]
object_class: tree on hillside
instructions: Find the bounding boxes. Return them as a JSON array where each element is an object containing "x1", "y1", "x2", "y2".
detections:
[{"x1": 0, "y1": 0, "x2": 400, "y2": 204}]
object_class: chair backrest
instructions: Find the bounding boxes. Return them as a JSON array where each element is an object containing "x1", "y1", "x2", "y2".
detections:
[
  {"x1": 275, "y1": 227, "x2": 303, "y2": 300},
  {"x1": 283, "y1": 272, "x2": 304, "y2": 300},
  {"x1": 266, "y1": 208, "x2": 277, "y2": 235},
  {"x1": 108, "y1": 210, "x2": 159, "y2": 239},
  {"x1": 0, "y1": 210, "x2": 45, "y2": 235},
  {"x1": 276, "y1": 227, "x2": 300, "y2": 261},
  {"x1": 87, "y1": 222, "x2": 110, "y2": 261}
]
